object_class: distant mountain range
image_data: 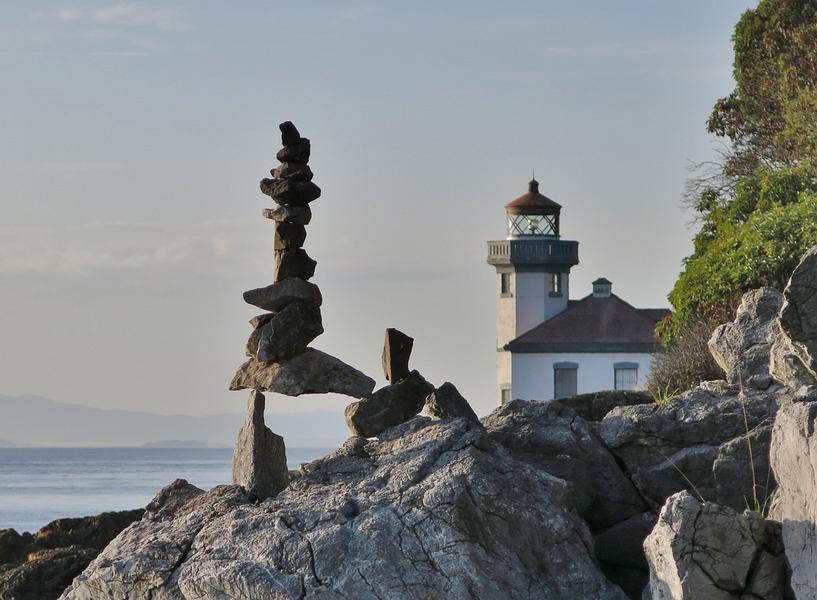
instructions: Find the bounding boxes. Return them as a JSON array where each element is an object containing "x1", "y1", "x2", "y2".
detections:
[{"x1": 0, "y1": 394, "x2": 348, "y2": 448}]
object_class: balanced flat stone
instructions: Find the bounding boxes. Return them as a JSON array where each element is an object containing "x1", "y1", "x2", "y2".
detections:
[
  {"x1": 243, "y1": 278, "x2": 322, "y2": 312},
  {"x1": 246, "y1": 300, "x2": 323, "y2": 363},
  {"x1": 276, "y1": 138, "x2": 310, "y2": 164},
  {"x1": 274, "y1": 222, "x2": 307, "y2": 250},
  {"x1": 274, "y1": 249, "x2": 317, "y2": 282},
  {"x1": 345, "y1": 370, "x2": 435, "y2": 438},
  {"x1": 262, "y1": 205, "x2": 312, "y2": 225},
  {"x1": 260, "y1": 178, "x2": 321, "y2": 206},
  {"x1": 272, "y1": 162, "x2": 313, "y2": 181},
  {"x1": 230, "y1": 348, "x2": 375, "y2": 399},
  {"x1": 425, "y1": 382, "x2": 481, "y2": 425},
  {"x1": 382, "y1": 328, "x2": 414, "y2": 382},
  {"x1": 279, "y1": 121, "x2": 301, "y2": 147},
  {"x1": 232, "y1": 391, "x2": 288, "y2": 499}
]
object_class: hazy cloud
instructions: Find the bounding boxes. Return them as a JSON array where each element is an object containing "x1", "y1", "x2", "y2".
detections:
[{"x1": 57, "y1": 3, "x2": 191, "y2": 32}]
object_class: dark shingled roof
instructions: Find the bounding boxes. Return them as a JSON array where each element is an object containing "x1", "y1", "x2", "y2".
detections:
[
  {"x1": 506, "y1": 294, "x2": 671, "y2": 353},
  {"x1": 505, "y1": 179, "x2": 561, "y2": 215}
]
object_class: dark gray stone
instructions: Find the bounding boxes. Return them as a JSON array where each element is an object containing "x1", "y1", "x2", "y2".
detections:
[
  {"x1": 274, "y1": 248, "x2": 317, "y2": 281},
  {"x1": 556, "y1": 390, "x2": 654, "y2": 422},
  {"x1": 273, "y1": 222, "x2": 307, "y2": 250},
  {"x1": 275, "y1": 137, "x2": 310, "y2": 164},
  {"x1": 243, "y1": 278, "x2": 322, "y2": 312},
  {"x1": 424, "y1": 382, "x2": 481, "y2": 425},
  {"x1": 708, "y1": 288, "x2": 782, "y2": 385},
  {"x1": 248, "y1": 313, "x2": 274, "y2": 329},
  {"x1": 230, "y1": 348, "x2": 375, "y2": 399},
  {"x1": 382, "y1": 328, "x2": 413, "y2": 383},
  {"x1": 260, "y1": 178, "x2": 321, "y2": 206},
  {"x1": 279, "y1": 121, "x2": 301, "y2": 147},
  {"x1": 232, "y1": 391, "x2": 288, "y2": 500},
  {"x1": 345, "y1": 371, "x2": 435, "y2": 438},
  {"x1": 262, "y1": 205, "x2": 312, "y2": 225},
  {"x1": 594, "y1": 511, "x2": 657, "y2": 599},
  {"x1": 245, "y1": 300, "x2": 323, "y2": 363},
  {"x1": 779, "y1": 245, "x2": 817, "y2": 381},
  {"x1": 271, "y1": 162, "x2": 313, "y2": 181}
]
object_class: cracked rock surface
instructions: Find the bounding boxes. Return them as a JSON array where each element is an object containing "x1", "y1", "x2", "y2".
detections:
[
  {"x1": 644, "y1": 490, "x2": 786, "y2": 600},
  {"x1": 61, "y1": 418, "x2": 627, "y2": 600}
]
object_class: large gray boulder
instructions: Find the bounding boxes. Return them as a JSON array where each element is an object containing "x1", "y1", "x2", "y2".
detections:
[
  {"x1": 598, "y1": 381, "x2": 787, "y2": 511},
  {"x1": 232, "y1": 391, "x2": 288, "y2": 499},
  {"x1": 344, "y1": 370, "x2": 435, "y2": 437},
  {"x1": 777, "y1": 245, "x2": 817, "y2": 383},
  {"x1": 644, "y1": 491, "x2": 786, "y2": 600},
  {"x1": 230, "y1": 348, "x2": 375, "y2": 399},
  {"x1": 708, "y1": 288, "x2": 783, "y2": 386},
  {"x1": 62, "y1": 418, "x2": 627, "y2": 600},
  {"x1": 555, "y1": 390, "x2": 653, "y2": 423},
  {"x1": 770, "y1": 400, "x2": 817, "y2": 599}
]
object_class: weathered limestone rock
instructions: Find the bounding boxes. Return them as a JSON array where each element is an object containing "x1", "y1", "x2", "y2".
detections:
[
  {"x1": 276, "y1": 137, "x2": 310, "y2": 164},
  {"x1": 243, "y1": 278, "x2": 322, "y2": 312},
  {"x1": 271, "y1": 162, "x2": 313, "y2": 181},
  {"x1": 484, "y1": 399, "x2": 647, "y2": 531},
  {"x1": 555, "y1": 390, "x2": 653, "y2": 422},
  {"x1": 382, "y1": 327, "x2": 413, "y2": 382},
  {"x1": 345, "y1": 370, "x2": 435, "y2": 438},
  {"x1": 644, "y1": 491, "x2": 786, "y2": 600},
  {"x1": 770, "y1": 399, "x2": 817, "y2": 598},
  {"x1": 598, "y1": 381, "x2": 788, "y2": 511},
  {"x1": 246, "y1": 300, "x2": 323, "y2": 363},
  {"x1": 778, "y1": 245, "x2": 817, "y2": 382},
  {"x1": 274, "y1": 248, "x2": 317, "y2": 281},
  {"x1": 260, "y1": 178, "x2": 321, "y2": 206},
  {"x1": 62, "y1": 418, "x2": 627, "y2": 600},
  {"x1": 274, "y1": 222, "x2": 307, "y2": 250},
  {"x1": 424, "y1": 382, "x2": 481, "y2": 425},
  {"x1": 262, "y1": 204, "x2": 312, "y2": 225},
  {"x1": 232, "y1": 391, "x2": 288, "y2": 499},
  {"x1": 770, "y1": 320, "x2": 817, "y2": 387},
  {"x1": 708, "y1": 288, "x2": 783, "y2": 385},
  {"x1": 230, "y1": 348, "x2": 375, "y2": 399}
]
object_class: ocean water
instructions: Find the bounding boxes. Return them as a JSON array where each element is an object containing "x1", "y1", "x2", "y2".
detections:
[{"x1": 0, "y1": 446, "x2": 331, "y2": 533}]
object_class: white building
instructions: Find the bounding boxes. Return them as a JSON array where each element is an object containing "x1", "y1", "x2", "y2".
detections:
[{"x1": 486, "y1": 179, "x2": 669, "y2": 404}]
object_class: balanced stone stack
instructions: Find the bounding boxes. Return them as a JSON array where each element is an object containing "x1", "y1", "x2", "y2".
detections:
[{"x1": 229, "y1": 121, "x2": 376, "y2": 499}]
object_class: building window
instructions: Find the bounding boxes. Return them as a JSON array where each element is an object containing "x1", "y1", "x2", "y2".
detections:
[
  {"x1": 500, "y1": 272, "x2": 511, "y2": 296},
  {"x1": 614, "y1": 362, "x2": 639, "y2": 390},
  {"x1": 549, "y1": 273, "x2": 562, "y2": 296},
  {"x1": 553, "y1": 362, "x2": 578, "y2": 399},
  {"x1": 500, "y1": 387, "x2": 511, "y2": 404}
]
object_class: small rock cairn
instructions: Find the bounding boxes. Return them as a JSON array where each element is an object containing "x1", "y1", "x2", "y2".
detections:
[{"x1": 229, "y1": 121, "x2": 376, "y2": 499}]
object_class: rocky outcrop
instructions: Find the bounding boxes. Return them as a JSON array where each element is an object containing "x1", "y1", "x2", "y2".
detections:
[
  {"x1": 770, "y1": 400, "x2": 817, "y2": 599},
  {"x1": 232, "y1": 391, "x2": 288, "y2": 499},
  {"x1": 344, "y1": 370, "x2": 435, "y2": 437},
  {"x1": 555, "y1": 389, "x2": 653, "y2": 422},
  {"x1": 62, "y1": 418, "x2": 627, "y2": 600},
  {"x1": 644, "y1": 491, "x2": 786, "y2": 600},
  {"x1": 778, "y1": 246, "x2": 817, "y2": 379},
  {"x1": 708, "y1": 287, "x2": 782, "y2": 386},
  {"x1": 0, "y1": 509, "x2": 143, "y2": 600},
  {"x1": 598, "y1": 381, "x2": 790, "y2": 512}
]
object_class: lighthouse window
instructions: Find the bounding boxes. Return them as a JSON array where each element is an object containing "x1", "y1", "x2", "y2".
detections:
[
  {"x1": 500, "y1": 273, "x2": 511, "y2": 296},
  {"x1": 549, "y1": 273, "x2": 562, "y2": 296}
]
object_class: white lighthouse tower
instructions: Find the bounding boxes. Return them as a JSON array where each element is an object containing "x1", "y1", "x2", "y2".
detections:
[{"x1": 486, "y1": 179, "x2": 580, "y2": 404}]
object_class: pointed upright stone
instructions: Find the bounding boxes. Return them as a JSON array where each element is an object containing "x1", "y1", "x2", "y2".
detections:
[
  {"x1": 382, "y1": 328, "x2": 414, "y2": 382},
  {"x1": 232, "y1": 391, "x2": 288, "y2": 500}
]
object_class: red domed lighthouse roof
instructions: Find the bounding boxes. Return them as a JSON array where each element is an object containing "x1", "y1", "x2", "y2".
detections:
[{"x1": 505, "y1": 179, "x2": 562, "y2": 216}]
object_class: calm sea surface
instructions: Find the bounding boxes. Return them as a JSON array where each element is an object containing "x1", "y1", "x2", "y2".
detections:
[{"x1": 0, "y1": 446, "x2": 330, "y2": 533}]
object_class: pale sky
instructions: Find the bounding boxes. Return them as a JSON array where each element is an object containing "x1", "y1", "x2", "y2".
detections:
[{"x1": 0, "y1": 1, "x2": 754, "y2": 422}]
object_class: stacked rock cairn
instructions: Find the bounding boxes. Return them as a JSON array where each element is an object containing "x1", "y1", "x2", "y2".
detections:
[{"x1": 229, "y1": 121, "x2": 376, "y2": 500}]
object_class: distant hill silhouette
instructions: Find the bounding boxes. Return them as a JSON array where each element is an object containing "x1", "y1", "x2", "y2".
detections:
[{"x1": 0, "y1": 394, "x2": 347, "y2": 448}]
